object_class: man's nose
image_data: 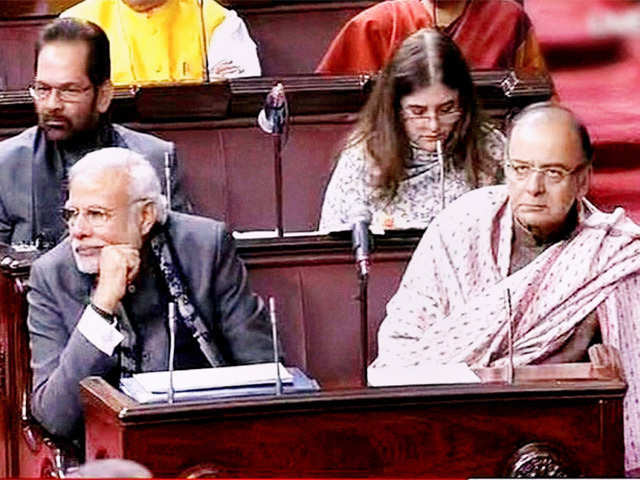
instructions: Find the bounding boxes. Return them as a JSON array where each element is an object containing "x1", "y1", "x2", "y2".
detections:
[
  {"x1": 43, "y1": 89, "x2": 62, "y2": 110},
  {"x1": 525, "y1": 169, "x2": 546, "y2": 195},
  {"x1": 70, "y1": 213, "x2": 92, "y2": 238}
]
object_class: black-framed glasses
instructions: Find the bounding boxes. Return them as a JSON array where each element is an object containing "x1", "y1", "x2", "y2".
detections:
[{"x1": 29, "y1": 82, "x2": 93, "y2": 103}]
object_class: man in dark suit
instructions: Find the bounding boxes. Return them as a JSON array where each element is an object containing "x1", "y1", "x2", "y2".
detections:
[
  {"x1": 27, "y1": 147, "x2": 273, "y2": 439},
  {"x1": 0, "y1": 17, "x2": 188, "y2": 247}
]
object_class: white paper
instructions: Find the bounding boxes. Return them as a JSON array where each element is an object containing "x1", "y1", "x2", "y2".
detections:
[
  {"x1": 232, "y1": 230, "x2": 325, "y2": 240},
  {"x1": 133, "y1": 362, "x2": 293, "y2": 393},
  {"x1": 367, "y1": 362, "x2": 481, "y2": 387}
]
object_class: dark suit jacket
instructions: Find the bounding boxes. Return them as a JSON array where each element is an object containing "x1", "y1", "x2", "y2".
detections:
[
  {"x1": 0, "y1": 124, "x2": 188, "y2": 246},
  {"x1": 27, "y1": 212, "x2": 274, "y2": 438}
]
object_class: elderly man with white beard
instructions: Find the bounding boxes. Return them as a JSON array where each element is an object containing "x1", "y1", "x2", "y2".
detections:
[
  {"x1": 370, "y1": 102, "x2": 640, "y2": 474},
  {"x1": 27, "y1": 147, "x2": 273, "y2": 440}
]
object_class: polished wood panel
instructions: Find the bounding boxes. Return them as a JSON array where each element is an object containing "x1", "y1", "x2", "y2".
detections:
[
  {"x1": 80, "y1": 375, "x2": 625, "y2": 477},
  {"x1": 240, "y1": 233, "x2": 416, "y2": 387},
  {"x1": 0, "y1": 20, "x2": 41, "y2": 90},
  {"x1": 0, "y1": 272, "x2": 13, "y2": 477},
  {"x1": 0, "y1": 1, "x2": 77, "y2": 19}
]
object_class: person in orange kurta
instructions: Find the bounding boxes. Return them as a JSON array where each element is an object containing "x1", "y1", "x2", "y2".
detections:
[{"x1": 317, "y1": 0, "x2": 548, "y2": 76}]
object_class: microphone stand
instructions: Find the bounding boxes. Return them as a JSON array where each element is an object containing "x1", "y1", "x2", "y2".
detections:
[
  {"x1": 504, "y1": 288, "x2": 514, "y2": 384},
  {"x1": 352, "y1": 221, "x2": 371, "y2": 387},
  {"x1": 436, "y1": 139, "x2": 445, "y2": 211},
  {"x1": 358, "y1": 269, "x2": 369, "y2": 387},
  {"x1": 168, "y1": 302, "x2": 177, "y2": 404},
  {"x1": 268, "y1": 297, "x2": 283, "y2": 396},
  {"x1": 273, "y1": 132, "x2": 284, "y2": 237},
  {"x1": 260, "y1": 83, "x2": 287, "y2": 237}
]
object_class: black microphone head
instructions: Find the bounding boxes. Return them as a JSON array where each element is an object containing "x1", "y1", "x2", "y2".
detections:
[
  {"x1": 265, "y1": 83, "x2": 285, "y2": 109},
  {"x1": 258, "y1": 83, "x2": 287, "y2": 134},
  {"x1": 351, "y1": 208, "x2": 372, "y2": 276}
]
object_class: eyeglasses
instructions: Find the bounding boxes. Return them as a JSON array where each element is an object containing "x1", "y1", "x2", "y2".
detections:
[
  {"x1": 29, "y1": 82, "x2": 94, "y2": 103},
  {"x1": 505, "y1": 161, "x2": 587, "y2": 184},
  {"x1": 62, "y1": 199, "x2": 151, "y2": 229},
  {"x1": 401, "y1": 105, "x2": 462, "y2": 124}
]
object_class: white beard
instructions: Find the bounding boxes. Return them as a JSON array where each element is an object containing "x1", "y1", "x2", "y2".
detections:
[{"x1": 71, "y1": 244, "x2": 100, "y2": 274}]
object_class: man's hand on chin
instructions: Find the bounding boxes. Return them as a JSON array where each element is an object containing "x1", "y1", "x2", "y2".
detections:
[{"x1": 91, "y1": 244, "x2": 141, "y2": 313}]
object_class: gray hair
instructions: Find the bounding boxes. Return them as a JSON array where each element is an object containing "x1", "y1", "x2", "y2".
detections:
[{"x1": 69, "y1": 147, "x2": 168, "y2": 224}]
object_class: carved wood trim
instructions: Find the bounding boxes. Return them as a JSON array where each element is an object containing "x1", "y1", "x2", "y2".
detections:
[
  {"x1": 505, "y1": 442, "x2": 576, "y2": 478},
  {"x1": 180, "y1": 463, "x2": 224, "y2": 478},
  {"x1": 0, "y1": 72, "x2": 552, "y2": 128}
]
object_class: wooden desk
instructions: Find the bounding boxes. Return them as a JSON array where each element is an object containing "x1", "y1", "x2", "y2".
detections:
[
  {"x1": 6, "y1": 233, "x2": 621, "y2": 478},
  {"x1": 79, "y1": 374, "x2": 625, "y2": 477},
  {"x1": 0, "y1": 233, "x2": 417, "y2": 476}
]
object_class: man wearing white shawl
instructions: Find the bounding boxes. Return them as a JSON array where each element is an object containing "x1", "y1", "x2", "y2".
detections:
[{"x1": 370, "y1": 102, "x2": 640, "y2": 473}]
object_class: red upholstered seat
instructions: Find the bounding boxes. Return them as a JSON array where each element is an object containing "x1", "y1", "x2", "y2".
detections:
[{"x1": 527, "y1": 0, "x2": 640, "y2": 221}]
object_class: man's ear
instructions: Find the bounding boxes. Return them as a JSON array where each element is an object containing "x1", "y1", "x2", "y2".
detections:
[
  {"x1": 96, "y1": 80, "x2": 113, "y2": 114},
  {"x1": 139, "y1": 202, "x2": 158, "y2": 237},
  {"x1": 576, "y1": 163, "x2": 592, "y2": 200}
]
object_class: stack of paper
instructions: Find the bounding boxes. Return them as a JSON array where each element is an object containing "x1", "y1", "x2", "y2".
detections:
[{"x1": 120, "y1": 363, "x2": 319, "y2": 404}]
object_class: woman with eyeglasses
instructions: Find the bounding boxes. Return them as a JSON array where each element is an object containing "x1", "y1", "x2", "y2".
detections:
[{"x1": 319, "y1": 28, "x2": 504, "y2": 231}]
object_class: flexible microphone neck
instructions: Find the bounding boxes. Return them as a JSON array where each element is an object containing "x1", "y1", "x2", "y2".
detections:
[
  {"x1": 164, "y1": 151, "x2": 173, "y2": 211},
  {"x1": 436, "y1": 139, "x2": 446, "y2": 211}
]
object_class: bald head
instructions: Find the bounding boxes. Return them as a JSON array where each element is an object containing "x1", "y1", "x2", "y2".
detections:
[
  {"x1": 507, "y1": 103, "x2": 593, "y2": 165},
  {"x1": 505, "y1": 103, "x2": 593, "y2": 240}
]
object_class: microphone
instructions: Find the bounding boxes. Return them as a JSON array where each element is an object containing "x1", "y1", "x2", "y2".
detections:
[
  {"x1": 436, "y1": 139, "x2": 445, "y2": 211},
  {"x1": 258, "y1": 83, "x2": 287, "y2": 135},
  {"x1": 352, "y1": 210, "x2": 372, "y2": 278},
  {"x1": 164, "y1": 151, "x2": 173, "y2": 211},
  {"x1": 504, "y1": 288, "x2": 514, "y2": 384},
  {"x1": 167, "y1": 302, "x2": 177, "y2": 403},
  {"x1": 268, "y1": 297, "x2": 283, "y2": 396}
]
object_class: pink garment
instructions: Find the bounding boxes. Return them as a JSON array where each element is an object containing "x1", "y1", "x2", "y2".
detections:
[{"x1": 371, "y1": 185, "x2": 640, "y2": 470}]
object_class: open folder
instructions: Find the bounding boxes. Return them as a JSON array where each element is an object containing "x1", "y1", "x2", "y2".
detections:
[{"x1": 120, "y1": 363, "x2": 319, "y2": 404}]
